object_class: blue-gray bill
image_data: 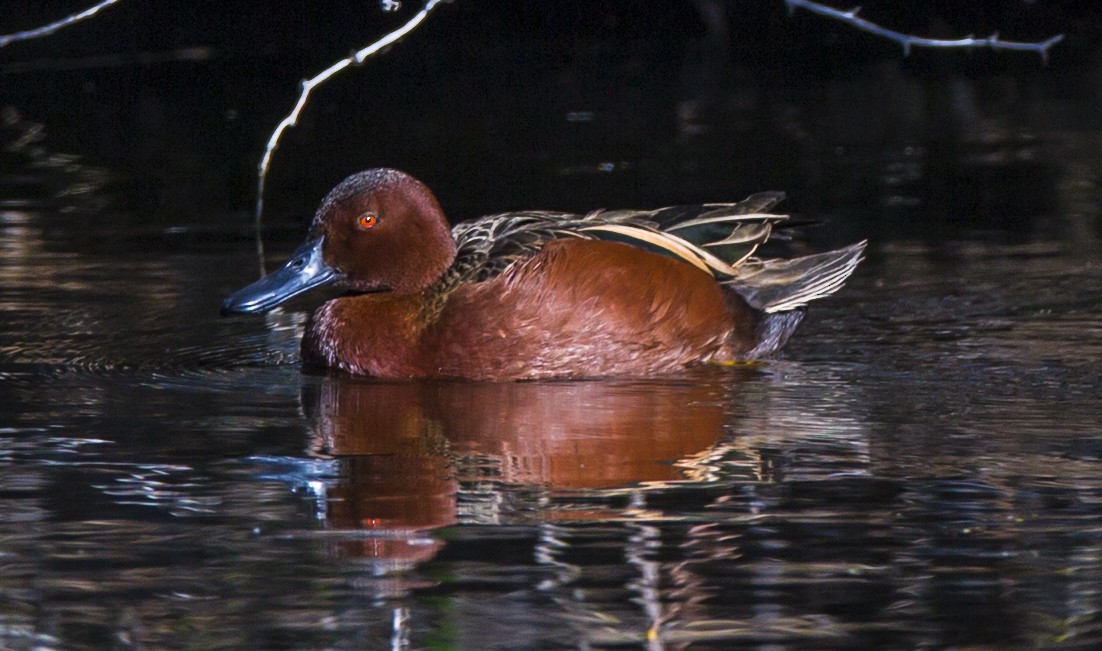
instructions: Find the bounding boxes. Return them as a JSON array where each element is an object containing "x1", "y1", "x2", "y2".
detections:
[{"x1": 221, "y1": 237, "x2": 338, "y2": 315}]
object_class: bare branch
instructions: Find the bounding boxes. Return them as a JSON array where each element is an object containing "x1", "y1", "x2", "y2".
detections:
[
  {"x1": 0, "y1": 0, "x2": 124, "y2": 48},
  {"x1": 785, "y1": 0, "x2": 1064, "y2": 63},
  {"x1": 253, "y1": 0, "x2": 446, "y2": 274}
]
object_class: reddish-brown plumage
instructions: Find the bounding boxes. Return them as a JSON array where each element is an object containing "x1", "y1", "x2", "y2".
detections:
[
  {"x1": 304, "y1": 239, "x2": 757, "y2": 379},
  {"x1": 222, "y1": 168, "x2": 865, "y2": 379}
]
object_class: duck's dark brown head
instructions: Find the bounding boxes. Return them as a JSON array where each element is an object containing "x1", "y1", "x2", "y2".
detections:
[{"x1": 222, "y1": 169, "x2": 457, "y2": 315}]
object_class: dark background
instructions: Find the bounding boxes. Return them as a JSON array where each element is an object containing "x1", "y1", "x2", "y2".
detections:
[
  {"x1": 3, "y1": 0, "x2": 1101, "y2": 238},
  {"x1": 3, "y1": 5, "x2": 1102, "y2": 649}
]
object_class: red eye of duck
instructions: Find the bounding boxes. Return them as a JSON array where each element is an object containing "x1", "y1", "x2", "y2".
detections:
[{"x1": 357, "y1": 212, "x2": 378, "y2": 230}]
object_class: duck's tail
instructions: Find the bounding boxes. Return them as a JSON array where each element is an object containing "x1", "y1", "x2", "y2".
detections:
[
  {"x1": 721, "y1": 241, "x2": 866, "y2": 359},
  {"x1": 726, "y1": 240, "x2": 867, "y2": 313}
]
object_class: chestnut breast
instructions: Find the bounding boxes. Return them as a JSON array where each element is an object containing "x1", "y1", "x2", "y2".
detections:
[{"x1": 303, "y1": 239, "x2": 754, "y2": 379}]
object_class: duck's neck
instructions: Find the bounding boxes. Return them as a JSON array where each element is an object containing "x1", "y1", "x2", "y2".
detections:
[
  {"x1": 417, "y1": 262, "x2": 467, "y2": 323},
  {"x1": 403, "y1": 233, "x2": 457, "y2": 295}
]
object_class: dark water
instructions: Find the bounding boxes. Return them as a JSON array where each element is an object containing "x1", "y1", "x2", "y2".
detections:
[{"x1": 4, "y1": 4, "x2": 1102, "y2": 649}]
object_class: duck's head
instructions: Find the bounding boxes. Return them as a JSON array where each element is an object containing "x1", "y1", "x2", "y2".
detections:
[{"x1": 222, "y1": 169, "x2": 457, "y2": 315}]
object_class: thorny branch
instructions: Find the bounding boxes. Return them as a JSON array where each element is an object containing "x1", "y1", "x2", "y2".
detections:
[
  {"x1": 786, "y1": 0, "x2": 1064, "y2": 62},
  {"x1": 253, "y1": 0, "x2": 446, "y2": 274},
  {"x1": 0, "y1": 0, "x2": 123, "y2": 48}
]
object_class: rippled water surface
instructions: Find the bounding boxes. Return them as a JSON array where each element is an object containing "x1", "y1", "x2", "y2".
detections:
[
  {"x1": 4, "y1": 181, "x2": 1100, "y2": 651},
  {"x1": 4, "y1": 7, "x2": 1102, "y2": 648}
]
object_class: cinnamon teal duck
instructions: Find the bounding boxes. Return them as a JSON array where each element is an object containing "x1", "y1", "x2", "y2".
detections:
[{"x1": 222, "y1": 169, "x2": 865, "y2": 380}]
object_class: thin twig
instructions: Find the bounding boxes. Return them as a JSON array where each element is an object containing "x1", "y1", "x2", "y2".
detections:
[
  {"x1": 785, "y1": 0, "x2": 1064, "y2": 63},
  {"x1": 253, "y1": 0, "x2": 446, "y2": 276},
  {"x1": 0, "y1": 0, "x2": 124, "y2": 48}
]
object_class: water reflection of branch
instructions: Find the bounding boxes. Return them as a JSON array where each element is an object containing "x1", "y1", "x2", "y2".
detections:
[
  {"x1": 786, "y1": 0, "x2": 1064, "y2": 62},
  {"x1": 253, "y1": 0, "x2": 446, "y2": 275},
  {"x1": 0, "y1": 0, "x2": 123, "y2": 48}
]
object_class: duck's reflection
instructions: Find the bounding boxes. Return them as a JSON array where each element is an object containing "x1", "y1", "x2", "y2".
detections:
[{"x1": 300, "y1": 375, "x2": 739, "y2": 563}]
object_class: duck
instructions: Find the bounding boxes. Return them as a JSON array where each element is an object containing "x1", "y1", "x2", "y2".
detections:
[{"x1": 222, "y1": 168, "x2": 865, "y2": 380}]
